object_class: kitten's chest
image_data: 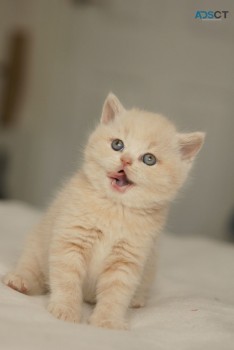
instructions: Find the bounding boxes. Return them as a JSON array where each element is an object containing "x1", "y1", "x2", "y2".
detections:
[
  {"x1": 76, "y1": 200, "x2": 160, "y2": 260},
  {"x1": 88, "y1": 206, "x2": 132, "y2": 252}
]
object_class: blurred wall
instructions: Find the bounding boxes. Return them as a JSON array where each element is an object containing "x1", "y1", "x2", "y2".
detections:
[{"x1": 0, "y1": 0, "x2": 234, "y2": 239}]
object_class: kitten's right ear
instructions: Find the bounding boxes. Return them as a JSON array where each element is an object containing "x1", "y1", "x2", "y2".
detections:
[
  {"x1": 178, "y1": 132, "x2": 205, "y2": 162},
  {"x1": 101, "y1": 93, "x2": 125, "y2": 124}
]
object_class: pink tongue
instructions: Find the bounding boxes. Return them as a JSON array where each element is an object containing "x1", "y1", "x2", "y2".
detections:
[{"x1": 116, "y1": 177, "x2": 128, "y2": 187}]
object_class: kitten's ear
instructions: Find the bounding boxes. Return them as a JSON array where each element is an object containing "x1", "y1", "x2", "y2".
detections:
[
  {"x1": 101, "y1": 93, "x2": 125, "y2": 124},
  {"x1": 178, "y1": 132, "x2": 205, "y2": 161}
]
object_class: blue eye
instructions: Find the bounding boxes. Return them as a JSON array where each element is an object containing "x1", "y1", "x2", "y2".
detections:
[
  {"x1": 111, "y1": 139, "x2": 124, "y2": 151},
  {"x1": 142, "y1": 153, "x2": 157, "y2": 166}
]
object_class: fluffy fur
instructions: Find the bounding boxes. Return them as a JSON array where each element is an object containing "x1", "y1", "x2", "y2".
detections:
[{"x1": 3, "y1": 93, "x2": 205, "y2": 329}]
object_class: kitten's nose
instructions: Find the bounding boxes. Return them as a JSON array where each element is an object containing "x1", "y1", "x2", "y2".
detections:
[{"x1": 120, "y1": 154, "x2": 132, "y2": 167}]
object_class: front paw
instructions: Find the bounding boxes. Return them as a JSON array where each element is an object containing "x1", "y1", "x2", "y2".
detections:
[
  {"x1": 48, "y1": 302, "x2": 81, "y2": 323},
  {"x1": 89, "y1": 313, "x2": 129, "y2": 330}
]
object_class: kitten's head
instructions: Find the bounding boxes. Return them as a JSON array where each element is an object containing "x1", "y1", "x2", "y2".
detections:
[{"x1": 84, "y1": 93, "x2": 205, "y2": 209}]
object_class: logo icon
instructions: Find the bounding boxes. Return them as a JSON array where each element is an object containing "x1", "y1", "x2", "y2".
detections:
[{"x1": 195, "y1": 10, "x2": 229, "y2": 20}]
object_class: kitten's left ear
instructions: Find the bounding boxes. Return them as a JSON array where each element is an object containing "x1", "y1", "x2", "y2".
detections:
[
  {"x1": 101, "y1": 93, "x2": 125, "y2": 124},
  {"x1": 178, "y1": 132, "x2": 206, "y2": 161}
]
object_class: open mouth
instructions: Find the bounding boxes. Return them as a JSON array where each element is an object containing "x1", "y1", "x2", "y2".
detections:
[{"x1": 108, "y1": 169, "x2": 134, "y2": 193}]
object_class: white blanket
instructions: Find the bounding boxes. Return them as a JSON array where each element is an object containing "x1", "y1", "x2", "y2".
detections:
[{"x1": 0, "y1": 201, "x2": 233, "y2": 350}]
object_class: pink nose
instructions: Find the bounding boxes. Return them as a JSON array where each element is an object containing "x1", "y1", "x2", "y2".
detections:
[{"x1": 121, "y1": 155, "x2": 132, "y2": 167}]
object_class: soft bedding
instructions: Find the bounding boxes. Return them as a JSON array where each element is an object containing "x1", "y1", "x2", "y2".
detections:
[{"x1": 0, "y1": 200, "x2": 233, "y2": 350}]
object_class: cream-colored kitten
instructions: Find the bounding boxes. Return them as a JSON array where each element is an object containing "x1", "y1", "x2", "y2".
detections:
[{"x1": 3, "y1": 93, "x2": 205, "y2": 330}]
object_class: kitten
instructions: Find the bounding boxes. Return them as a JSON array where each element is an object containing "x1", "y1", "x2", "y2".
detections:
[{"x1": 3, "y1": 93, "x2": 205, "y2": 329}]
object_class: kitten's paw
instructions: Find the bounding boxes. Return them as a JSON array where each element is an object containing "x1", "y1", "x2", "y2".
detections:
[
  {"x1": 130, "y1": 295, "x2": 146, "y2": 308},
  {"x1": 89, "y1": 314, "x2": 129, "y2": 330},
  {"x1": 3, "y1": 272, "x2": 29, "y2": 294},
  {"x1": 48, "y1": 302, "x2": 81, "y2": 323}
]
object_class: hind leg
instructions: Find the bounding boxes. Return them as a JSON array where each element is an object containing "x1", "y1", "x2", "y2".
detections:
[
  {"x1": 3, "y1": 261, "x2": 45, "y2": 295},
  {"x1": 3, "y1": 234, "x2": 46, "y2": 295}
]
